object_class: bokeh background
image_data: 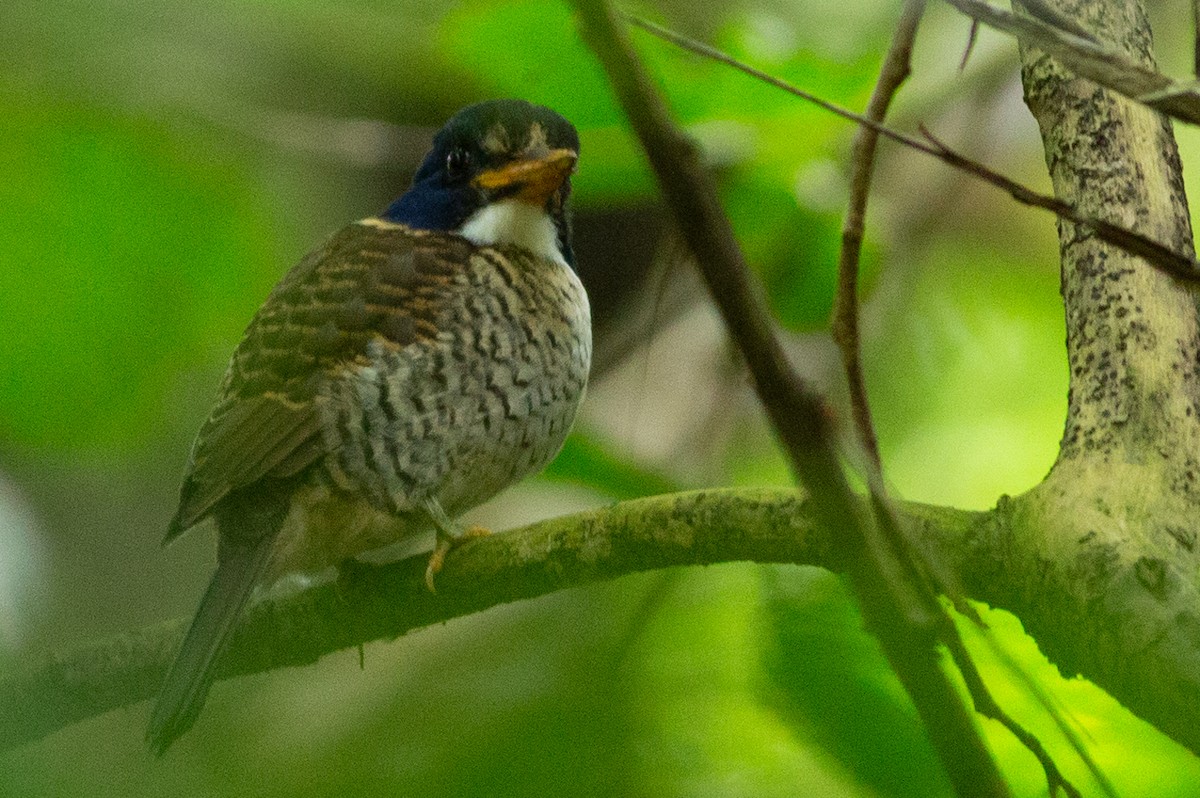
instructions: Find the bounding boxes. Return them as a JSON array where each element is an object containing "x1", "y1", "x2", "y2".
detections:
[{"x1": 3, "y1": 0, "x2": 1200, "y2": 795}]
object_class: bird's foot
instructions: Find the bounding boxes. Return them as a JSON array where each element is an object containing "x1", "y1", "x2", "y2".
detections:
[{"x1": 424, "y1": 524, "x2": 492, "y2": 593}]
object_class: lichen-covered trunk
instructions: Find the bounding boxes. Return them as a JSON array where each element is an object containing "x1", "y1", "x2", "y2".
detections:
[{"x1": 978, "y1": 0, "x2": 1200, "y2": 755}]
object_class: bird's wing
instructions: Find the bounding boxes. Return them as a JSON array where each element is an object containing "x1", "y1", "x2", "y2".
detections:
[{"x1": 166, "y1": 220, "x2": 471, "y2": 542}]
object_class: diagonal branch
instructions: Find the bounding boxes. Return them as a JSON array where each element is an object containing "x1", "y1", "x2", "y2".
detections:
[
  {"x1": 569, "y1": 3, "x2": 1013, "y2": 796},
  {"x1": 1018, "y1": 0, "x2": 1098, "y2": 42},
  {"x1": 833, "y1": 0, "x2": 923, "y2": 474},
  {"x1": 942, "y1": 629, "x2": 1085, "y2": 798}
]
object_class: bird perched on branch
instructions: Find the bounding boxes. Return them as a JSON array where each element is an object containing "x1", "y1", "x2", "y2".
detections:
[{"x1": 146, "y1": 99, "x2": 591, "y2": 754}]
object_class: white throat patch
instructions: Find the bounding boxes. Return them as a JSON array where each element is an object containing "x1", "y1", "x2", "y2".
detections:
[{"x1": 457, "y1": 199, "x2": 566, "y2": 266}]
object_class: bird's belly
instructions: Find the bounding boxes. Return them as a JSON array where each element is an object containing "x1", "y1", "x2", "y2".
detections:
[
  {"x1": 264, "y1": 380, "x2": 582, "y2": 582},
  {"x1": 429, "y1": 377, "x2": 585, "y2": 514},
  {"x1": 267, "y1": 368, "x2": 585, "y2": 581},
  {"x1": 263, "y1": 482, "x2": 422, "y2": 583},
  {"x1": 334, "y1": 342, "x2": 588, "y2": 511}
]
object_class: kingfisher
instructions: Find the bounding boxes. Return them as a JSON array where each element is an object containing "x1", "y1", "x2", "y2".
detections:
[{"x1": 146, "y1": 99, "x2": 591, "y2": 754}]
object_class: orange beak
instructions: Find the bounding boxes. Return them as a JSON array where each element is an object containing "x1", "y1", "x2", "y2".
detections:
[{"x1": 472, "y1": 148, "x2": 577, "y2": 205}]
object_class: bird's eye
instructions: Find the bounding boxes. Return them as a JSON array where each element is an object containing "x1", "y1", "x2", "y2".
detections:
[{"x1": 446, "y1": 147, "x2": 471, "y2": 177}]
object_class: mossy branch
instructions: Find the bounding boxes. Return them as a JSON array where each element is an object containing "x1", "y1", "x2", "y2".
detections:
[
  {"x1": 8, "y1": 486, "x2": 1200, "y2": 761},
  {"x1": 3, "y1": 488, "x2": 972, "y2": 751}
]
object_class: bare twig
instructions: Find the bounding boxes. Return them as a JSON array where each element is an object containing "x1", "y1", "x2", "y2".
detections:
[
  {"x1": 870, "y1": 494, "x2": 1095, "y2": 797},
  {"x1": 626, "y1": 16, "x2": 1200, "y2": 282},
  {"x1": 976, "y1": 628, "x2": 1120, "y2": 798},
  {"x1": 833, "y1": 0, "x2": 985, "y2": 688},
  {"x1": 833, "y1": 0, "x2": 924, "y2": 473},
  {"x1": 915, "y1": 125, "x2": 1199, "y2": 280},
  {"x1": 1016, "y1": 0, "x2": 1097, "y2": 42},
  {"x1": 942, "y1": 628, "x2": 1087, "y2": 798},
  {"x1": 571, "y1": 3, "x2": 1012, "y2": 796},
  {"x1": 943, "y1": 0, "x2": 1200, "y2": 124},
  {"x1": 960, "y1": 19, "x2": 981, "y2": 71},
  {"x1": 834, "y1": 3, "x2": 969, "y2": 586}
]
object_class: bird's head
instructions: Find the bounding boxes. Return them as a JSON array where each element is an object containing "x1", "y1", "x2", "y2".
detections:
[{"x1": 383, "y1": 99, "x2": 581, "y2": 267}]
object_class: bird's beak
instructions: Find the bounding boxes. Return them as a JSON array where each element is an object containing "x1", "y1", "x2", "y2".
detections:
[{"x1": 472, "y1": 148, "x2": 577, "y2": 205}]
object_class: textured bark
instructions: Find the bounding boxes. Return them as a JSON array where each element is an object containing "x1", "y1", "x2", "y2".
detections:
[{"x1": 987, "y1": 0, "x2": 1200, "y2": 755}]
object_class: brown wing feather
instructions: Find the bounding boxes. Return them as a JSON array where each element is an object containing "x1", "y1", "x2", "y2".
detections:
[{"x1": 166, "y1": 220, "x2": 468, "y2": 543}]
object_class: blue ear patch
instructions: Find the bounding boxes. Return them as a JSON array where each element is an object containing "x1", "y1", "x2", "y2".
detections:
[
  {"x1": 382, "y1": 187, "x2": 463, "y2": 230},
  {"x1": 381, "y1": 164, "x2": 476, "y2": 232}
]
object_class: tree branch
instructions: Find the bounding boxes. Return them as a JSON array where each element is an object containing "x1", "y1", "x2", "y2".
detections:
[
  {"x1": 626, "y1": 15, "x2": 1200, "y2": 283},
  {"x1": 620, "y1": 6, "x2": 1200, "y2": 762},
  {"x1": 1010, "y1": 0, "x2": 1200, "y2": 762},
  {"x1": 0, "y1": 488, "x2": 980, "y2": 752},
  {"x1": 833, "y1": 0, "x2": 924, "y2": 472},
  {"x1": 569, "y1": 3, "x2": 1013, "y2": 795}
]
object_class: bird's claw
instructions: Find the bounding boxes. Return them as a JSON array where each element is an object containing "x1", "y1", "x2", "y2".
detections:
[{"x1": 424, "y1": 525, "x2": 492, "y2": 593}]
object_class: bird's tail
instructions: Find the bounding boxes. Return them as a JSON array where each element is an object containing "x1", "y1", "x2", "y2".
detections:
[{"x1": 146, "y1": 535, "x2": 273, "y2": 755}]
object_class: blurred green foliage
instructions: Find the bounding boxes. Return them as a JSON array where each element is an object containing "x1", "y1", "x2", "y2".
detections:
[
  {"x1": 3, "y1": 0, "x2": 1200, "y2": 796},
  {"x1": 0, "y1": 93, "x2": 278, "y2": 448},
  {"x1": 869, "y1": 238, "x2": 1068, "y2": 510},
  {"x1": 543, "y1": 429, "x2": 679, "y2": 498},
  {"x1": 761, "y1": 568, "x2": 951, "y2": 797}
]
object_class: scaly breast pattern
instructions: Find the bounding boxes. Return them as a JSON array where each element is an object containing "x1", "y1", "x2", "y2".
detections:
[{"x1": 319, "y1": 242, "x2": 591, "y2": 532}]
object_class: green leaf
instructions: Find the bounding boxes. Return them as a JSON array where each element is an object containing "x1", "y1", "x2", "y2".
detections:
[
  {"x1": 760, "y1": 567, "x2": 953, "y2": 797},
  {"x1": 955, "y1": 603, "x2": 1200, "y2": 798}
]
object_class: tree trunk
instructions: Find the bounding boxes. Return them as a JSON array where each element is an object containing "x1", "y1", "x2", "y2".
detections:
[{"x1": 967, "y1": 0, "x2": 1200, "y2": 754}]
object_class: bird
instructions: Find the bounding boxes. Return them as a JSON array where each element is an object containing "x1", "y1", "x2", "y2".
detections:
[{"x1": 146, "y1": 99, "x2": 591, "y2": 755}]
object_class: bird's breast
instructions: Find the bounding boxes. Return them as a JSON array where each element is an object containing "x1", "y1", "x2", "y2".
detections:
[{"x1": 280, "y1": 243, "x2": 590, "y2": 575}]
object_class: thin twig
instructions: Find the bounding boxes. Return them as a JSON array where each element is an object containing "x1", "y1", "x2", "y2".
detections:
[
  {"x1": 840, "y1": 8, "x2": 979, "y2": 631},
  {"x1": 976, "y1": 626, "x2": 1120, "y2": 798},
  {"x1": 960, "y1": 20, "x2": 981, "y2": 71},
  {"x1": 875, "y1": 487, "x2": 1099, "y2": 796},
  {"x1": 942, "y1": 627, "x2": 1087, "y2": 798},
  {"x1": 1016, "y1": 0, "x2": 1098, "y2": 42},
  {"x1": 914, "y1": 125, "x2": 1199, "y2": 279},
  {"x1": 571, "y1": 3, "x2": 1012, "y2": 796},
  {"x1": 833, "y1": 0, "x2": 924, "y2": 473},
  {"x1": 625, "y1": 15, "x2": 1200, "y2": 282}
]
